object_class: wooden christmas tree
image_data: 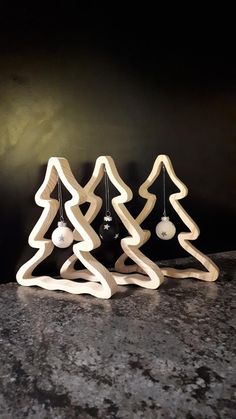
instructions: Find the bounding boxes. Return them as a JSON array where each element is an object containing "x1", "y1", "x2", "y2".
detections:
[
  {"x1": 16, "y1": 157, "x2": 118, "y2": 298},
  {"x1": 115, "y1": 154, "x2": 219, "y2": 282},
  {"x1": 61, "y1": 156, "x2": 164, "y2": 289}
]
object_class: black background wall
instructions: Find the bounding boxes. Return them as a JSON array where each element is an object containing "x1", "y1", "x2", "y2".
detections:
[{"x1": 0, "y1": 4, "x2": 235, "y2": 281}]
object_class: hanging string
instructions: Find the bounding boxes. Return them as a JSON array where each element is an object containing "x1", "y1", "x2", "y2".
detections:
[
  {"x1": 104, "y1": 168, "x2": 111, "y2": 215},
  {"x1": 57, "y1": 178, "x2": 65, "y2": 222},
  {"x1": 162, "y1": 163, "x2": 166, "y2": 217}
]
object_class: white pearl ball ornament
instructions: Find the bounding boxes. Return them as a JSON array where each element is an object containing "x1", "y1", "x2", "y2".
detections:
[
  {"x1": 51, "y1": 221, "x2": 74, "y2": 248},
  {"x1": 155, "y1": 216, "x2": 176, "y2": 240}
]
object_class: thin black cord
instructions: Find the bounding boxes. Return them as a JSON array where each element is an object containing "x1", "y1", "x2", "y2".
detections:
[
  {"x1": 57, "y1": 178, "x2": 65, "y2": 222},
  {"x1": 162, "y1": 163, "x2": 166, "y2": 217},
  {"x1": 104, "y1": 168, "x2": 110, "y2": 214}
]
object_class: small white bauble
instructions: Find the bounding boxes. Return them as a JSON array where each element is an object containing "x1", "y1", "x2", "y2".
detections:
[
  {"x1": 155, "y1": 216, "x2": 176, "y2": 240},
  {"x1": 51, "y1": 221, "x2": 74, "y2": 248}
]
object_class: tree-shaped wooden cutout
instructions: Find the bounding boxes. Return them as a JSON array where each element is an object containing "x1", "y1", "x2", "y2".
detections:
[
  {"x1": 61, "y1": 156, "x2": 164, "y2": 289},
  {"x1": 115, "y1": 154, "x2": 219, "y2": 282},
  {"x1": 16, "y1": 157, "x2": 118, "y2": 299}
]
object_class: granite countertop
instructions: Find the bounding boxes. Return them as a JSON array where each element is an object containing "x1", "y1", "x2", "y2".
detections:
[{"x1": 0, "y1": 252, "x2": 235, "y2": 419}]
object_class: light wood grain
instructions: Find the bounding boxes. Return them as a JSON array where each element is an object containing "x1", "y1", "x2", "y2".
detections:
[
  {"x1": 61, "y1": 156, "x2": 164, "y2": 289},
  {"x1": 115, "y1": 154, "x2": 219, "y2": 282},
  {"x1": 16, "y1": 157, "x2": 118, "y2": 298}
]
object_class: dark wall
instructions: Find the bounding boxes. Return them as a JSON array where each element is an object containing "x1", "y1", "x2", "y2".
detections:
[{"x1": 0, "y1": 5, "x2": 235, "y2": 281}]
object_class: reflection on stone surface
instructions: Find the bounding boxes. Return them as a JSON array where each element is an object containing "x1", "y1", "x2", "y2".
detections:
[{"x1": 0, "y1": 251, "x2": 236, "y2": 418}]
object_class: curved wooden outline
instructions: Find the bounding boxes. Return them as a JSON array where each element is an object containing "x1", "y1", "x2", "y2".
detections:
[
  {"x1": 115, "y1": 154, "x2": 219, "y2": 282},
  {"x1": 61, "y1": 156, "x2": 164, "y2": 289},
  {"x1": 16, "y1": 157, "x2": 118, "y2": 299}
]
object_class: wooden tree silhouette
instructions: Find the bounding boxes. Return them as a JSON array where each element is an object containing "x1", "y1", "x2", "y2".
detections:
[
  {"x1": 16, "y1": 157, "x2": 118, "y2": 298},
  {"x1": 115, "y1": 154, "x2": 219, "y2": 282},
  {"x1": 61, "y1": 156, "x2": 164, "y2": 289}
]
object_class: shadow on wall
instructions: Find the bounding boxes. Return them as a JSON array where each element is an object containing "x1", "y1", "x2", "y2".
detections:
[
  {"x1": 0, "y1": 187, "x2": 25, "y2": 282},
  {"x1": 3, "y1": 165, "x2": 50, "y2": 282}
]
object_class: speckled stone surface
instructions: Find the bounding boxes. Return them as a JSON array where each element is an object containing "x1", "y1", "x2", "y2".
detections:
[{"x1": 0, "y1": 252, "x2": 236, "y2": 419}]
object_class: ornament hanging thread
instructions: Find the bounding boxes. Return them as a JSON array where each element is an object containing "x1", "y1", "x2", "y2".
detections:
[
  {"x1": 99, "y1": 168, "x2": 120, "y2": 242},
  {"x1": 51, "y1": 178, "x2": 74, "y2": 248},
  {"x1": 155, "y1": 163, "x2": 176, "y2": 240}
]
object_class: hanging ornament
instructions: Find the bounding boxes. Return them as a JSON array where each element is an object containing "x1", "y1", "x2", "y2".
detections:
[
  {"x1": 156, "y1": 216, "x2": 176, "y2": 240},
  {"x1": 52, "y1": 221, "x2": 74, "y2": 248},
  {"x1": 51, "y1": 178, "x2": 74, "y2": 248},
  {"x1": 99, "y1": 169, "x2": 120, "y2": 242},
  {"x1": 155, "y1": 163, "x2": 176, "y2": 240}
]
